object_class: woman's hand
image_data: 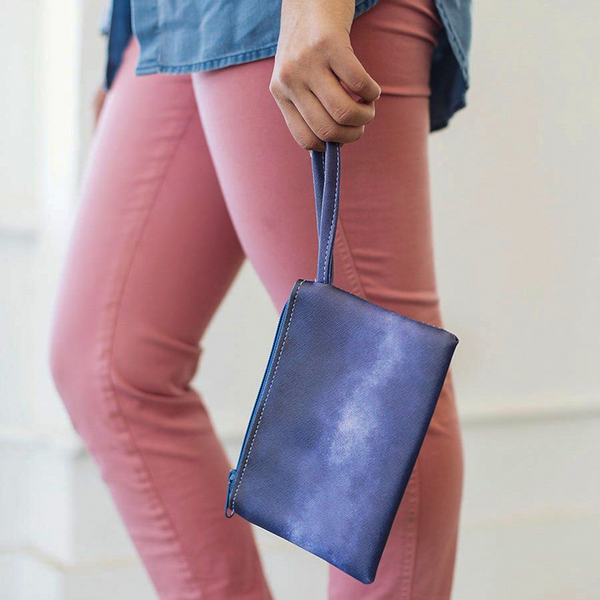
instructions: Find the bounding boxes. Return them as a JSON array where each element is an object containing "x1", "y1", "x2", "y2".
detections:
[{"x1": 270, "y1": 0, "x2": 381, "y2": 151}]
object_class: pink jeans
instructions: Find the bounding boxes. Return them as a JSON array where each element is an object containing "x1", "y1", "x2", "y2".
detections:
[{"x1": 50, "y1": 1, "x2": 462, "y2": 598}]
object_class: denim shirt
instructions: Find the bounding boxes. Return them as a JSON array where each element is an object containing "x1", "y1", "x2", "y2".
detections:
[{"x1": 104, "y1": 0, "x2": 471, "y2": 131}]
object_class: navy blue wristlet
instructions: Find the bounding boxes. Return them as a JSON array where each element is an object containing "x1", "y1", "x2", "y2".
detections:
[{"x1": 225, "y1": 143, "x2": 458, "y2": 584}]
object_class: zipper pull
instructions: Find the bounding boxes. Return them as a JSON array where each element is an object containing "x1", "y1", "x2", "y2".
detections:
[{"x1": 225, "y1": 469, "x2": 237, "y2": 518}]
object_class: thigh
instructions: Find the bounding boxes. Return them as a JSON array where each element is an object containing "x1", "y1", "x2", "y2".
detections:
[
  {"x1": 51, "y1": 43, "x2": 266, "y2": 599},
  {"x1": 193, "y1": 0, "x2": 462, "y2": 597},
  {"x1": 192, "y1": 1, "x2": 441, "y2": 318},
  {"x1": 53, "y1": 42, "x2": 244, "y2": 389}
]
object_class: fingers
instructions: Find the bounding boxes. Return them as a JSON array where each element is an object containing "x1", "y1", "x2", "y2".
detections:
[
  {"x1": 270, "y1": 31, "x2": 381, "y2": 150},
  {"x1": 274, "y1": 95, "x2": 326, "y2": 151},
  {"x1": 274, "y1": 84, "x2": 371, "y2": 151},
  {"x1": 311, "y1": 71, "x2": 376, "y2": 127},
  {"x1": 329, "y1": 46, "x2": 381, "y2": 102},
  {"x1": 293, "y1": 90, "x2": 365, "y2": 145}
]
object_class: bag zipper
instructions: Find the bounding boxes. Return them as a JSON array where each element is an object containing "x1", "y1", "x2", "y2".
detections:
[{"x1": 225, "y1": 283, "x2": 301, "y2": 517}]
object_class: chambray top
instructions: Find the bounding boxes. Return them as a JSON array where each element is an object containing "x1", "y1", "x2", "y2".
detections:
[{"x1": 104, "y1": 0, "x2": 471, "y2": 131}]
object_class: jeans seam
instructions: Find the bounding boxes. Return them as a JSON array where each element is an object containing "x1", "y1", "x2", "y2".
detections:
[
  {"x1": 335, "y1": 214, "x2": 367, "y2": 299},
  {"x1": 98, "y1": 110, "x2": 207, "y2": 598},
  {"x1": 403, "y1": 463, "x2": 421, "y2": 599}
]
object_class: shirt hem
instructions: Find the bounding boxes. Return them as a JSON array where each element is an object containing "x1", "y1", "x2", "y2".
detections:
[
  {"x1": 134, "y1": 0, "x2": 469, "y2": 83},
  {"x1": 135, "y1": 0, "x2": 380, "y2": 76},
  {"x1": 355, "y1": 0, "x2": 382, "y2": 18},
  {"x1": 136, "y1": 44, "x2": 279, "y2": 76},
  {"x1": 131, "y1": 0, "x2": 470, "y2": 128},
  {"x1": 433, "y1": 0, "x2": 470, "y2": 85},
  {"x1": 431, "y1": 96, "x2": 466, "y2": 132}
]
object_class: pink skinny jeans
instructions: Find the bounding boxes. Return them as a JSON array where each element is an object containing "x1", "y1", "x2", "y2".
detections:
[{"x1": 50, "y1": 0, "x2": 463, "y2": 598}]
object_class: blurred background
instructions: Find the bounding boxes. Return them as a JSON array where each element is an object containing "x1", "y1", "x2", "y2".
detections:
[{"x1": 1, "y1": 1, "x2": 599, "y2": 599}]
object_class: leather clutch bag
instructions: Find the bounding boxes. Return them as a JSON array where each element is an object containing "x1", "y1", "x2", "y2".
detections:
[{"x1": 225, "y1": 142, "x2": 458, "y2": 584}]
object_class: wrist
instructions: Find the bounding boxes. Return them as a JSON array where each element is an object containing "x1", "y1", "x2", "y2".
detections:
[{"x1": 280, "y1": 0, "x2": 355, "y2": 37}]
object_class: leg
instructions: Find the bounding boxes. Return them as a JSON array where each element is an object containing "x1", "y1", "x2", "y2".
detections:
[
  {"x1": 50, "y1": 43, "x2": 271, "y2": 600},
  {"x1": 192, "y1": 0, "x2": 462, "y2": 597}
]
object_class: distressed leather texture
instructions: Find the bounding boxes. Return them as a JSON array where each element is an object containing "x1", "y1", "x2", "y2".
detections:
[{"x1": 226, "y1": 143, "x2": 458, "y2": 584}]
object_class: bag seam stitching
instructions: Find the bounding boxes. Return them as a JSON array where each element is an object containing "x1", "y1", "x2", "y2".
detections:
[{"x1": 231, "y1": 280, "x2": 305, "y2": 512}]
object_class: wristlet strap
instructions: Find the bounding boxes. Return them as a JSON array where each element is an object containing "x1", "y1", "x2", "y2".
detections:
[{"x1": 311, "y1": 142, "x2": 341, "y2": 285}]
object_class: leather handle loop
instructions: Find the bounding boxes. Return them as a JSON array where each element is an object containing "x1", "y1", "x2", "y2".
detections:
[{"x1": 311, "y1": 143, "x2": 341, "y2": 285}]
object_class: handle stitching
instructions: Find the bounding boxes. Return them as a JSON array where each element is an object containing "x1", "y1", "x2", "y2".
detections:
[
  {"x1": 231, "y1": 280, "x2": 305, "y2": 512},
  {"x1": 322, "y1": 145, "x2": 340, "y2": 282},
  {"x1": 319, "y1": 152, "x2": 325, "y2": 237}
]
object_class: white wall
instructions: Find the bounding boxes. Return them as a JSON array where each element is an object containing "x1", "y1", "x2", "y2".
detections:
[
  {"x1": 431, "y1": 0, "x2": 600, "y2": 411},
  {"x1": 0, "y1": 1, "x2": 598, "y2": 599}
]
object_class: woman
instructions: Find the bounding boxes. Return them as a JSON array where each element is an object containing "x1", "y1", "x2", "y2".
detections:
[{"x1": 50, "y1": 0, "x2": 471, "y2": 598}]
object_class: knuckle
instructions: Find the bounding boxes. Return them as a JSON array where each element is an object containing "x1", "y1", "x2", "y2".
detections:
[
  {"x1": 316, "y1": 125, "x2": 339, "y2": 142},
  {"x1": 295, "y1": 47, "x2": 314, "y2": 66},
  {"x1": 351, "y1": 78, "x2": 369, "y2": 94},
  {"x1": 307, "y1": 35, "x2": 331, "y2": 53},
  {"x1": 269, "y1": 79, "x2": 282, "y2": 98},
  {"x1": 331, "y1": 104, "x2": 357, "y2": 126},
  {"x1": 297, "y1": 135, "x2": 318, "y2": 151},
  {"x1": 297, "y1": 137, "x2": 312, "y2": 150},
  {"x1": 276, "y1": 63, "x2": 296, "y2": 87}
]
